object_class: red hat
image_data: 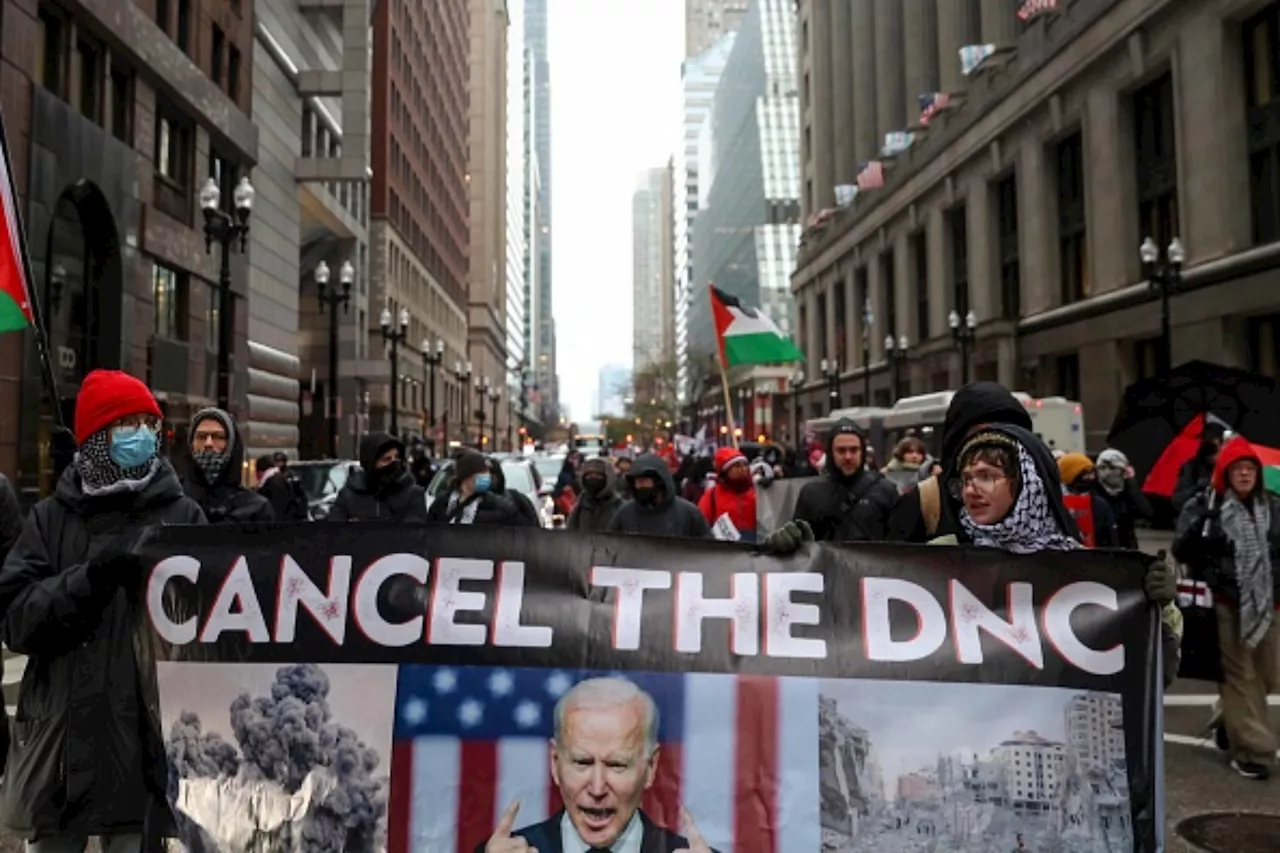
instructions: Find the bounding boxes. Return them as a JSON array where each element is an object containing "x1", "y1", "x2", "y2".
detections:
[
  {"x1": 1212, "y1": 435, "x2": 1260, "y2": 494},
  {"x1": 75, "y1": 369, "x2": 162, "y2": 444}
]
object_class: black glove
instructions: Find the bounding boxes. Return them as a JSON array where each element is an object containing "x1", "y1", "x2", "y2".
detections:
[
  {"x1": 85, "y1": 542, "x2": 145, "y2": 594},
  {"x1": 762, "y1": 519, "x2": 814, "y2": 555},
  {"x1": 50, "y1": 426, "x2": 77, "y2": 480},
  {"x1": 1143, "y1": 551, "x2": 1177, "y2": 606}
]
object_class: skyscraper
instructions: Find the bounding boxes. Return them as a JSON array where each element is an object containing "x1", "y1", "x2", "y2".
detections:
[
  {"x1": 505, "y1": 1, "x2": 529, "y2": 442},
  {"x1": 525, "y1": 0, "x2": 559, "y2": 425},
  {"x1": 685, "y1": 0, "x2": 749, "y2": 59},
  {"x1": 633, "y1": 166, "x2": 674, "y2": 372}
]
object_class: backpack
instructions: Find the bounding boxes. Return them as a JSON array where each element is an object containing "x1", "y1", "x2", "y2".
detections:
[{"x1": 920, "y1": 475, "x2": 941, "y2": 537}]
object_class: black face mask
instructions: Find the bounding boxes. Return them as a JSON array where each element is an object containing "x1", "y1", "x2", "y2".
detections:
[
  {"x1": 583, "y1": 474, "x2": 606, "y2": 494},
  {"x1": 370, "y1": 459, "x2": 406, "y2": 489},
  {"x1": 633, "y1": 485, "x2": 657, "y2": 505}
]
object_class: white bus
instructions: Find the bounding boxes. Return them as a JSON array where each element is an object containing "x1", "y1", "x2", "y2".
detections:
[{"x1": 881, "y1": 391, "x2": 1085, "y2": 458}]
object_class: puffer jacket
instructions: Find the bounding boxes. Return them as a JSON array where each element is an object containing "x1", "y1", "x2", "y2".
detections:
[
  {"x1": 328, "y1": 432, "x2": 428, "y2": 522},
  {"x1": 0, "y1": 461, "x2": 206, "y2": 838},
  {"x1": 567, "y1": 457, "x2": 625, "y2": 533},
  {"x1": 793, "y1": 419, "x2": 899, "y2": 543},
  {"x1": 606, "y1": 453, "x2": 711, "y2": 538},
  {"x1": 180, "y1": 410, "x2": 274, "y2": 523}
]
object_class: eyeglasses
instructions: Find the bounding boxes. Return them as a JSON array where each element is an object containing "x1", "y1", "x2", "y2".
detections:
[
  {"x1": 947, "y1": 471, "x2": 1011, "y2": 501},
  {"x1": 193, "y1": 429, "x2": 229, "y2": 445}
]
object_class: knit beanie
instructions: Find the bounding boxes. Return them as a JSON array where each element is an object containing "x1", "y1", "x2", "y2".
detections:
[
  {"x1": 454, "y1": 449, "x2": 488, "y2": 483},
  {"x1": 1057, "y1": 452, "x2": 1094, "y2": 487},
  {"x1": 75, "y1": 369, "x2": 162, "y2": 444},
  {"x1": 190, "y1": 407, "x2": 235, "y2": 482}
]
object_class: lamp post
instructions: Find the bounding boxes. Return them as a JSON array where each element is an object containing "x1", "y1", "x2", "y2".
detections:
[
  {"x1": 820, "y1": 358, "x2": 839, "y2": 413},
  {"x1": 379, "y1": 306, "x2": 410, "y2": 436},
  {"x1": 199, "y1": 175, "x2": 254, "y2": 411},
  {"x1": 488, "y1": 385, "x2": 501, "y2": 449},
  {"x1": 421, "y1": 337, "x2": 444, "y2": 449},
  {"x1": 473, "y1": 375, "x2": 490, "y2": 450},
  {"x1": 948, "y1": 310, "x2": 978, "y2": 384},
  {"x1": 861, "y1": 298, "x2": 874, "y2": 406},
  {"x1": 789, "y1": 369, "x2": 805, "y2": 444},
  {"x1": 1139, "y1": 236, "x2": 1185, "y2": 376},
  {"x1": 315, "y1": 260, "x2": 353, "y2": 458},
  {"x1": 453, "y1": 360, "x2": 472, "y2": 449},
  {"x1": 885, "y1": 334, "x2": 909, "y2": 403}
]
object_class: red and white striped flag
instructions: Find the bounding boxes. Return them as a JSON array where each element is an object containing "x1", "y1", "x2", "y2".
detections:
[
  {"x1": 1017, "y1": 0, "x2": 1059, "y2": 21},
  {"x1": 388, "y1": 665, "x2": 820, "y2": 853},
  {"x1": 856, "y1": 161, "x2": 885, "y2": 191},
  {"x1": 918, "y1": 92, "x2": 951, "y2": 127}
]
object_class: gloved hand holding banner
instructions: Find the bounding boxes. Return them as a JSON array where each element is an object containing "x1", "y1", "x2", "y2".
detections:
[{"x1": 131, "y1": 524, "x2": 1164, "y2": 853}]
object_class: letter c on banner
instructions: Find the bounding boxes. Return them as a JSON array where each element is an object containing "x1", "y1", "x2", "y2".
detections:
[
  {"x1": 1042, "y1": 581, "x2": 1125, "y2": 676},
  {"x1": 863, "y1": 577, "x2": 947, "y2": 662},
  {"x1": 148, "y1": 556, "x2": 200, "y2": 645},
  {"x1": 353, "y1": 553, "x2": 430, "y2": 646}
]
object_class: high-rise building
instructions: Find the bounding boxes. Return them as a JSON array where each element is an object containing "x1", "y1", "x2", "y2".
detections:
[
  {"x1": 256, "y1": 0, "x2": 372, "y2": 461},
  {"x1": 370, "y1": 0, "x2": 470, "y2": 444},
  {"x1": 525, "y1": 0, "x2": 559, "y2": 425},
  {"x1": 521, "y1": 41, "x2": 543, "y2": 431},
  {"x1": 466, "y1": 0, "x2": 510, "y2": 449},
  {"x1": 632, "y1": 166, "x2": 674, "y2": 371},
  {"x1": 792, "y1": 0, "x2": 1280, "y2": 449},
  {"x1": 505, "y1": 1, "x2": 529, "y2": 446},
  {"x1": 675, "y1": 31, "x2": 736, "y2": 403},
  {"x1": 685, "y1": 0, "x2": 748, "y2": 60}
]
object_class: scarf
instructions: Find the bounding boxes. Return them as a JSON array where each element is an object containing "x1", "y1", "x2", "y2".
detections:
[
  {"x1": 445, "y1": 490, "x2": 480, "y2": 525},
  {"x1": 73, "y1": 430, "x2": 160, "y2": 498},
  {"x1": 1095, "y1": 449, "x2": 1128, "y2": 497},
  {"x1": 960, "y1": 444, "x2": 1082, "y2": 555},
  {"x1": 1218, "y1": 491, "x2": 1274, "y2": 648}
]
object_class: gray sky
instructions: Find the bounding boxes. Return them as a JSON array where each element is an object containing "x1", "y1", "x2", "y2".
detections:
[
  {"x1": 157, "y1": 662, "x2": 397, "y2": 770},
  {"x1": 548, "y1": 0, "x2": 684, "y2": 420},
  {"x1": 821, "y1": 680, "x2": 1110, "y2": 796}
]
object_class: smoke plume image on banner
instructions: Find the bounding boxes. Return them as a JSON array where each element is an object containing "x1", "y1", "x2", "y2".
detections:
[
  {"x1": 157, "y1": 661, "x2": 397, "y2": 852},
  {"x1": 818, "y1": 680, "x2": 1133, "y2": 853}
]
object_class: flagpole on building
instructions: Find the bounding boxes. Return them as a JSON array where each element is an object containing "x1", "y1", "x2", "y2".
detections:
[{"x1": 0, "y1": 107, "x2": 65, "y2": 430}]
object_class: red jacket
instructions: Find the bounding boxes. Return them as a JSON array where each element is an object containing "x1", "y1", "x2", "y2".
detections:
[{"x1": 698, "y1": 447, "x2": 757, "y2": 536}]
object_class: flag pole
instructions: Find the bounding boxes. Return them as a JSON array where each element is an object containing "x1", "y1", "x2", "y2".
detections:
[
  {"x1": 716, "y1": 347, "x2": 739, "y2": 450},
  {"x1": 0, "y1": 107, "x2": 65, "y2": 431}
]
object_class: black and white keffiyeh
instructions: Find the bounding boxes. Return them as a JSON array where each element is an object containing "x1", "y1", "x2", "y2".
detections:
[
  {"x1": 960, "y1": 443, "x2": 1082, "y2": 554},
  {"x1": 1219, "y1": 491, "x2": 1274, "y2": 648},
  {"x1": 73, "y1": 429, "x2": 160, "y2": 497},
  {"x1": 445, "y1": 490, "x2": 480, "y2": 525}
]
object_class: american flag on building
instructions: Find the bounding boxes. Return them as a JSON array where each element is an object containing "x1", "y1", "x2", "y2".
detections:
[
  {"x1": 387, "y1": 665, "x2": 821, "y2": 853},
  {"x1": 856, "y1": 160, "x2": 885, "y2": 191},
  {"x1": 918, "y1": 92, "x2": 951, "y2": 126},
  {"x1": 1017, "y1": 0, "x2": 1059, "y2": 22}
]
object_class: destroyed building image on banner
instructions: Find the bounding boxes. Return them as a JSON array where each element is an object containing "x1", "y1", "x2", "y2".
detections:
[{"x1": 818, "y1": 680, "x2": 1133, "y2": 853}]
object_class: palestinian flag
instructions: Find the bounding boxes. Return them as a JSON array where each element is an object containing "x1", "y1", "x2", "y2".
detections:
[
  {"x1": 0, "y1": 110, "x2": 33, "y2": 333},
  {"x1": 1143, "y1": 413, "x2": 1230, "y2": 498},
  {"x1": 710, "y1": 285, "x2": 802, "y2": 367},
  {"x1": 1256, "y1": 445, "x2": 1280, "y2": 494}
]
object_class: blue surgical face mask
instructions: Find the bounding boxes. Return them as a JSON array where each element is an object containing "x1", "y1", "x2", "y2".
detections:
[
  {"x1": 109, "y1": 426, "x2": 158, "y2": 469},
  {"x1": 473, "y1": 474, "x2": 492, "y2": 494}
]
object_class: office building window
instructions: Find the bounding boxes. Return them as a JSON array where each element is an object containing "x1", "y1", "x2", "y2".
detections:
[
  {"x1": 110, "y1": 62, "x2": 133, "y2": 143},
  {"x1": 1055, "y1": 353, "x2": 1080, "y2": 402},
  {"x1": 816, "y1": 292, "x2": 828, "y2": 360},
  {"x1": 1246, "y1": 5, "x2": 1280, "y2": 244},
  {"x1": 176, "y1": 0, "x2": 191, "y2": 54},
  {"x1": 854, "y1": 267, "x2": 869, "y2": 359},
  {"x1": 155, "y1": 105, "x2": 192, "y2": 186},
  {"x1": 227, "y1": 46, "x2": 241, "y2": 100},
  {"x1": 912, "y1": 232, "x2": 929, "y2": 342},
  {"x1": 997, "y1": 174, "x2": 1020, "y2": 319},
  {"x1": 76, "y1": 36, "x2": 101, "y2": 122},
  {"x1": 948, "y1": 206, "x2": 969, "y2": 315},
  {"x1": 834, "y1": 280, "x2": 846, "y2": 365},
  {"x1": 36, "y1": 4, "x2": 65, "y2": 99},
  {"x1": 880, "y1": 250, "x2": 896, "y2": 342},
  {"x1": 153, "y1": 264, "x2": 186, "y2": 340},
  {"x1": 1057, "y1": 133, "x2": 1089, "y2": 303},
  {"x1": 156, "y1": 0, "x2": 170, "y2": 32},
  {"x1": 211, "y1": 25, "x2": 224, "y2": 85},
  {"x1": 1133, "y1": 73, "x2": 1179, "y2": 251}
]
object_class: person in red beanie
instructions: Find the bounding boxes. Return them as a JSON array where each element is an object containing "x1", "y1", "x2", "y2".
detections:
[
  {"x1": 697, "y1": 447, "x2": 759, "y2": 543},
  {"x1": 0, "y1": 368, "x2": 205, "y2": 851}
]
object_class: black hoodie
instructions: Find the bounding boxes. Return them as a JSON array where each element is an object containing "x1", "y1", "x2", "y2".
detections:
[
  {"x1": 792, "y1": 418, "x2": 899, "y2": 542},
  {"x1": 181, "y1": 407, "x2": 274, "y2": 523},
  {"x1": 568, "y1": 456, "x2": 625, "y2": 532},
  {"x1": 606, "y1": 453, "x2": 710, "y2": 538},
  {"x1": 886, "y1": 382, "x2": 1034, "y2": 543},
  {"x1": 328, "y1": 432, "x2": 429, "y2": 522}
]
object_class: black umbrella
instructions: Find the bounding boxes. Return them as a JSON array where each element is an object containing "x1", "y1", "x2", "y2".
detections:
[{"x1": 1106, "y1": 360, "x2": 1280, "y2": 483}]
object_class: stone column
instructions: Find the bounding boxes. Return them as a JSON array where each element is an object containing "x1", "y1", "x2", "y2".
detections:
[
  {"x1": 851, "y1": 0, "x2": 878, "y2": 164},
  {"x1": 902, "y1": 0, "x2": 938, "y2": 121},
  {"x1": 927, "y1": 205, "x2": 949, "y2": 337},
  {"x1": 873, "y1": 0, "x2": 905, "y2": 144},
  {"x1": 894, "y1": 231, "x2": 912, "y2": 341},
  {"x1": 967, "y1": 178, "x2": 997, "y2": 322},
  {"x1": 824, "y1": 279, "x2": 839, "y2": 366},
  {"x1": 980, "y1": 0, "x2": 1017, "y2": 46},
  {"x1": 1084, "y1": 85, "x2": 1132, "y2": 295},
  {"x1": 936, "y1": 0, "x2": 966, "y2": 96},
  {"x1": 1018, "y1": 142, "x2": 1055, "y2": 315},
  {"x1": 810, "y1": 0, "x2": 836, "y2": 210},
  {"x1": 805, "y1": 287, "x2": 822, "y2": 368},
  {"x1": 830, "y1": 0, "x2": 856, "y2": 184}
]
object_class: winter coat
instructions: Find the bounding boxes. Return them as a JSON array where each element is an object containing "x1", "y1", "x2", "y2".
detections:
[
  {"x1": 567, "y1": 458, "x2": 625, "y2": 533},
  {"x1": 697, "y1": 448, "x2": 758, "y2": 542},
  {"x1": 1063, "y1": 488, "x2": 1121, "y2": 548},
  {"x1": 0, "y1": 461, "x2": 206, "y2": 838},
  {"x1": 1172, "y1": 452, "x2": 1216, "y2": 515},
  {"x1": 328, "y1": 432, "x2": 428, "y2": 523},
  {"x1": 792, "y1": 419, "x2": 899, "y2": 543},
  {"x1": 606, "y1": 453, "x2": 711, "y2": 539},
  {"x1": 887, "y1": 382, "x2": 1034, "y2": 542},
  {"x1": 257, "y1": 469, "x2": 309, "y2": 520},
  {"x1": 1098, "y1": 480, "x2": 1153, "y2": 551},
  {"x1": 180, "y1": 420, "x2": 273, "y2": 523},
  {"x1": 485, "y1": 461, "x2": 542, "y2": 528},
  {"x1": 425, "y1": 490, "x2": 530, "y2": 526}
]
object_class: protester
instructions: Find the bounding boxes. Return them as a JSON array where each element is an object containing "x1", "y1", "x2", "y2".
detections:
[
  {"x1": 886, "y1": 381, "x2": 1034, "y2": 543},
  {"x1": 1173, "y1": 421, "x2": 1227, "y2": 514},
  {"x1": 698, "y1": 447, "x2": 759, "y2": 543},
  {"x1": 407, "y1": 437, "x2": 435, "y2": 488},
  {"x1": 567, "y1": 456, "x2": 625, "y2": 533},
  {"x1": 1094, "y1": 448, "x2": 1153, "y2": 550},
  {"x1": 606, "y1": 452, "x2": 711, "y2": 538},
  {"x1": 485, "y1": 456, "x2": 541, "y2": 527},
  {"x1": 254, "y1": 453, "x2": 309, "y2": 520},
  {"x1": 328, "y1": 432, "x2": 428, "y2": 522},
  {"x1": 426, "y1": 449, "x2": 526, "y2": 525},
  {"x1": 181, "y1": 407, "x2": 274, "y2": 523},
  {"x1": 785, "y1": 418, "x2": 898, "y2": 543},
  {"x1": 1057, "y1": 452, "x2": 1120, "y2": 547},
  {"x1": 883, "y1": 436, "x2": 927, "y2": 475},
  {"x1": 1173, "y1": 436, "x2": 1279, "y2": 780},
  {"x1": 614, "y1": 454, "x2": 634, "y2": 499},
  {"x1": 552, "y1": 450, "x2": 582, "y2": 515},
  {"x1": 0, "y1": 369, "x2": 206, "y2": 851}
]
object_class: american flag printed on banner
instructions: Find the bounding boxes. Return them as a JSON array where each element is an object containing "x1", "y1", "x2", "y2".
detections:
[
  {"x1": 1017, "y1": 0, "x2": 1059, "y2": 21},
  {"x1": 918, "y1": 92, "x2": 951, "y2": 126},
  {"x1": 856, "y1": 161, "x2": 885, "y2": 191},
  {"x1": 387, "y1": 665, "x2": 821, "y2": 853}
]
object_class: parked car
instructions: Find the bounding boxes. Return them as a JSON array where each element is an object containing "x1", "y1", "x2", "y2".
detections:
[
  {"x1": 288, "y1": 459, "x2": 358, "y2": 519},
  {"x1": 425, "y1": 456, "x2": 555, "y2": 527}
]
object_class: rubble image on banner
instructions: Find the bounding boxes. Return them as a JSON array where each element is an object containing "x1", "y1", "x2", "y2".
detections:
[
  {"x1": 157, "y1": 661, "x2": 396, "y2": 853},
  {"x1": 817, "y1": 680, "x2": 1133, "y2": 853}
]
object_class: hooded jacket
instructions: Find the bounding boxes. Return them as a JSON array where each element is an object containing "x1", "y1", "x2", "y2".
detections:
[
  {"x1": 487, "y1": 458, "x2": 542, "y2": 527},
  {"x1": 1172, "y1": 423, "x2": 1227, "y2": 514},
  {"x1": 698, "y1": 447, "x2": 758, "y2": 542},
  {"x1": 328, "y1": 432, "x2": 429, "y2": 522},
  {"x1": 181, "y1": 408, "x2": 274, "y2": 523},
  {"x1": 606, "y1": 453, "x2": 711, "y2": 538},
  {"x1": 792, "y1": 419, "x2": 899, "y2": 542},
  {"x1": 567, "y1": 456, "x2": 625, "y2": 533},
  {"x1": 887, "y1": 382, "x2": 1034, "y2": 542},
  {"x1": 0, "y1": 459, "x2": 206, "y2": 838}
]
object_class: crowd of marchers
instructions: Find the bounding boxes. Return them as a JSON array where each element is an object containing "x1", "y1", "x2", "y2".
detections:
[{"x1": 0, "y1": 371, "x2": 1270, "y2": 852}]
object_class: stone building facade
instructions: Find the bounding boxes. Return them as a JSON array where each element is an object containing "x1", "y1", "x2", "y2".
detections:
[{"x1": 793, "y1": 0, "x2": 1280, "y2": 450}]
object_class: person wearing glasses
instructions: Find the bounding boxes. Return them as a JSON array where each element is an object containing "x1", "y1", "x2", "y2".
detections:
[
  {"x1": 180, "y1": 407, "x2": 274, "y2": 523},
  {"x1": 0, "y1": 369, "x2": 206, "y2": 852}
]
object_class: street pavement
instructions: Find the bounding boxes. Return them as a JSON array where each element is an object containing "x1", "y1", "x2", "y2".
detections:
[{"x1": 0, "y1": 529, "x2": 1272, "y2": 850}]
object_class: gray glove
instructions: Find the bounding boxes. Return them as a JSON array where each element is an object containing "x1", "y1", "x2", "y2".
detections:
[{"x1": 763, "y1": 519, "x2": 814, "y2": 555}]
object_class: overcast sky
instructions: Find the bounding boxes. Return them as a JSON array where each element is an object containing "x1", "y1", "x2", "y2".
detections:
[{"x1": 547, "y1": 0, "x2": 684, "y2": 421}]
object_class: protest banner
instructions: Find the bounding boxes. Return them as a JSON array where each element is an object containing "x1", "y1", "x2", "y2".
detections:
[
  {"x1": 756, "y1": 475, "x2": 811, "y2": 532},
  {"x1": 133, "y1": 523, "x2": 1164, "y2": 853}
]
